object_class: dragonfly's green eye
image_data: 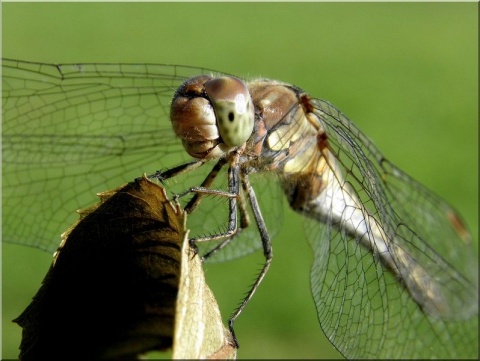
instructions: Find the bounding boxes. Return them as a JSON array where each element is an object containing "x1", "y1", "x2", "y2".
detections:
[{"x1": 205, "y1": 76, "x2": 254, "y2": 147}]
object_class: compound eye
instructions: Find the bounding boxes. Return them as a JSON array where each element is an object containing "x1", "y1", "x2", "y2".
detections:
[{"x1": 204, "y1": 76, "x2": 254, "y2": 147}]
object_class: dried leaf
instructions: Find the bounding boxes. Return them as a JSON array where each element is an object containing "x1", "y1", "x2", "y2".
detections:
[
  {"x1": 14, "y1": 176, "x2": 235, "y2": 360},
  {"x1": 172, "y1": 232, "x2": 236, "y2": 359}
]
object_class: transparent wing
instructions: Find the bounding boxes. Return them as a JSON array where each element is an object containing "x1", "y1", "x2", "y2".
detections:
[
  {"x1": 2, "y1": 59, "x2": 217, "y2": 252},
  {"x1": 304, "y1": 98, "x2": 478, "y2": 358},
  {"x1": 2, "y1": 59, "x2": 282, "y2": 260}
]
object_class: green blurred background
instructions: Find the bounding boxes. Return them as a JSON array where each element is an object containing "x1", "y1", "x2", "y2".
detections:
[{"x1": 2, "y1": 2, "x2": 478, "y2": 359}]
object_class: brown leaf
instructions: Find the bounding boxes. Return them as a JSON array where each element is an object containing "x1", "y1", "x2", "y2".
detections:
[
  {"x1": 172, "y1": 231, "x2": 236, "y2": 359},
  {"x1": 14, "y1": 176, "x2": 235, "y2": 360}
]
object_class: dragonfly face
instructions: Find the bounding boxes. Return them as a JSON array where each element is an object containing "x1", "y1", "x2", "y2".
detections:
[
  {"x1": 3, "y1": 59, "x2": 478, "y2": 359},
  {"x1": 170, "y1": 75, "x2": 254, "y2": 159}
]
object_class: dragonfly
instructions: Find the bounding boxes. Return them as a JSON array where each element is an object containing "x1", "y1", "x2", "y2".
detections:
[{"x1": 2, "y1": 59, "x2": 478, "y2": 359}]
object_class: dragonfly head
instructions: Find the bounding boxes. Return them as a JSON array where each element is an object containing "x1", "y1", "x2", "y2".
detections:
[{"x1": 171, "y1": 75, "x2": 254, "y2": 159}]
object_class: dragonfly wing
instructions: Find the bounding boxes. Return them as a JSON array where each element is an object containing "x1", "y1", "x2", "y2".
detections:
[
  {"x1": 2, "y1": 59, "x2": 218, "y2": 252},
  {"x1": 301, "y1": 98, "x2": 478, "y2": 358}
]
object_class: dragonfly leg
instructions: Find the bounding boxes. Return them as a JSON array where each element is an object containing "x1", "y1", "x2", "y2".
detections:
[
  {"x1": 201, "y1": 190, "x2": 251, "y2": 260},
  {"x1": 152, "y1": 155, "x2": 249, "y2": 254},
  {"x1": 152, "y1": 154, "x2": 273, "y2": 348},
  {"x1": 228, "y1": 173, "x2": 273, "y2": 348},
  {"x1": 179, "y1": 160, "x2": 242, "y2": 244},
  {"x1": 183, "y1": 157, "x2": 228, "y2": 213},
  {"x1": 148, "y1": 159, "x2": 207, "y2": 182},
  {"x1": 152, "y1": 157, "x2": 228, "y2": 213}
]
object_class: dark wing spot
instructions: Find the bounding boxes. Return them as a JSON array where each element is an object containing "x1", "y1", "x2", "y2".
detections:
[{"x1": 228, "y1": 112, "x2": 235, "y2": 122}]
